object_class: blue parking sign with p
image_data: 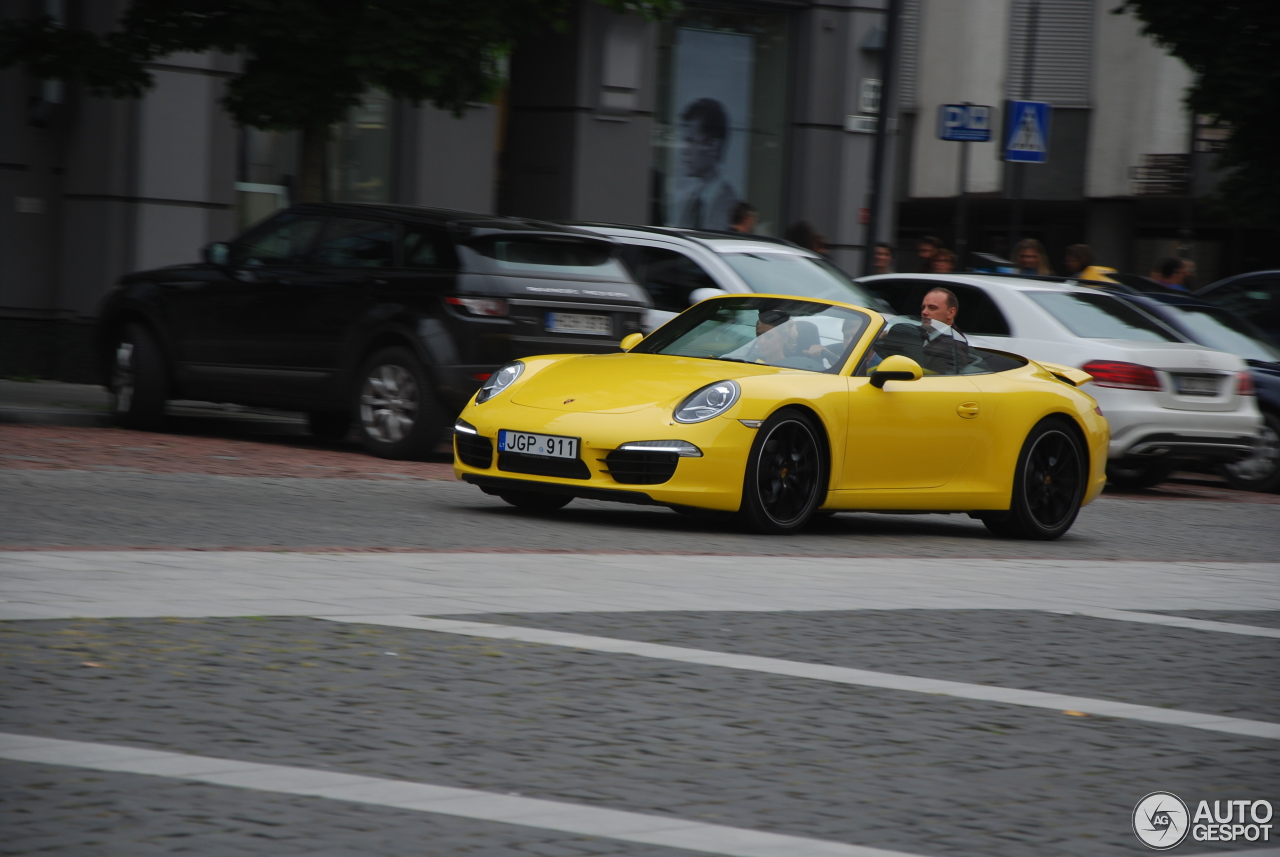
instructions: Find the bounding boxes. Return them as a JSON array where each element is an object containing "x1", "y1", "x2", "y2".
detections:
[{"x1": 937, "y1": 104, "x2": 992, "y2": 142}]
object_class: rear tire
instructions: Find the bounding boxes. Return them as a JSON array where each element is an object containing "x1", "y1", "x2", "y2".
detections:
[
  {"x1": 307, "y1": 409, "x2": 351, "y2": 441},
  {"x1": 1219, "y1": 412, "x2": 1280, "y2": 493},
  {"x1": 498, "y1": 491, "x2": 573, "y2": 511},
  {"x1": 736, "y1": 408, "x2": 827, "y2": 535},
  {"x1": 1106, "y1": 459, "x2": 1176, "y2": 491},
  {"x1": 111, "y1": 323, "x2": 168, "y2": 431},
  {"x1": 355, "y1": 346, "x2": 443, "y2": 460},
  {"x1": 982, "y1": 418, "x2": 1086, "y2": 540}
]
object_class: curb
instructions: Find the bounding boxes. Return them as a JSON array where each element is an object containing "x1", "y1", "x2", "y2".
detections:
[{"x1": 0, "y1": 407, "x2": 113, "y2": 428}]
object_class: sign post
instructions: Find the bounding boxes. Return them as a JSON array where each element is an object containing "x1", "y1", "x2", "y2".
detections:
[{"x1": 937, "y1": 103, "x2": 992, "y2": 267}]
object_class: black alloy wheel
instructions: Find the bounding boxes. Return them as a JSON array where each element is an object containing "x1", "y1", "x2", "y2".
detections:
[
  {"x1": 111, "y1": 323, "x2": 168, "y2": 430},
  {"x1": 1219, "y1": 411, "x2": 1280, "y2": 493},
  {"x1": 355, "y1": 346, "x2": 443, "y2": 460},
  {"x1": 498, "y1": 491, "x2": 574, "y2": 511},
  {"x1": 738, "y1": 408, "x2": 826, "y2": 534},
  {"x1": 983, "y1": 418, "x2": 1086, "y2": 540}
]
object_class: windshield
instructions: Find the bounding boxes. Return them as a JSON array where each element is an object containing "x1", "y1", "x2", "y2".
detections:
[
  {"x1": 1165, "y1": 304, "x2": 1280, "y2": 362},
  {"x1": 720, "y1": 252, "x2": 891, "y2": 311},
  {"x1": 1026, "y1": 291, "x2": 1180, "y2": 342},
  {"x1": 633, "y1": 296, "x2": 872, "y2": 374}
]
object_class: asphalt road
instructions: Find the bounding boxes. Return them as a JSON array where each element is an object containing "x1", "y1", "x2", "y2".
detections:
[
  {"x1": 3, "y1": 469, "x2": 1279, "y2": 560},
  {"x1": 2, "y1": 419, "x2": 1277, "y2": 857}
]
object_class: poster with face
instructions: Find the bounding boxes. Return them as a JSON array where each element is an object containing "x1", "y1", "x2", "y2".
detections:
[{"x1": 668, "y1": 28, "x2": 754, "y2": 231}]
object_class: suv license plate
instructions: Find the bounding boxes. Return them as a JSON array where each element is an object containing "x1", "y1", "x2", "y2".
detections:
[
  {"x1": 546, "y1": 312, "x2": 611, "y2": 335},
  {"x1": 1174, "y1": 374, "x2": 1219, "y2": 396},
  {"x1": 498, "y1": 430, "x2": 579, "y2": 459}
]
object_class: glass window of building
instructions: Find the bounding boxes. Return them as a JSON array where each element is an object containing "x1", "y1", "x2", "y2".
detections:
[
  {"x1": 330, "y1": 90, "x2": 396, "y2": 203},
  {"x1": 651, "y1": 8, "x2": 791, "y2": 236}
]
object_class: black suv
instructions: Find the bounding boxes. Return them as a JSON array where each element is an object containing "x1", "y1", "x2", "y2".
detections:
[{"x1": 97, "y1": 204, "x2": 649, "y2": 458}]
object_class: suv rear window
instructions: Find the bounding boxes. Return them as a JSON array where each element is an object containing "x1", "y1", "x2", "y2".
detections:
[
  {"x1": 1027, "y1": 291, "x2": 1180, "y2": 341},
  {"x1": 463, "y1": 237, "x2": 630, "y2": 279}
]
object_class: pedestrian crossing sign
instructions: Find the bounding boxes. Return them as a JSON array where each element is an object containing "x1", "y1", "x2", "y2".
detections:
[{"x1": 1002, "y1": 100, "x2": 1051, "y2": 163}]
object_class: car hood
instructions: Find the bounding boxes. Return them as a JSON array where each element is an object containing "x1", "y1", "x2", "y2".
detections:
[{"x1": 509, "y1": 352, "x2": 785, "y2": 413}]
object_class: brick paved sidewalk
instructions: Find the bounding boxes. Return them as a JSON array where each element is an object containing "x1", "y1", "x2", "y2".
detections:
[{"x1": 0, "y1": 425, "x2": 455, "y2": 481}]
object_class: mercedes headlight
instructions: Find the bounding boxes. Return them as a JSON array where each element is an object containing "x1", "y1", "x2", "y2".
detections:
[
  {"x1": 476, "y1": 361, "x2": 524, "y2": 404},
  {"x1": 674, "y1": 380, "x2": 740, "y2": 423}
]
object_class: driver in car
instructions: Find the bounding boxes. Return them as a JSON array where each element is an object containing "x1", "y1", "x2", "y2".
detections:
[{"x1": 872, "y1": 288, "x2": 972, "y2": 374}]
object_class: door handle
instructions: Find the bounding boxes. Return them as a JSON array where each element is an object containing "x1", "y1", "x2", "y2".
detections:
[
  {"x1": 957, "y1": 402, "x2": 980, "y2": 419},
  {"x1": 366, "y1": 277, "x2": 389, "y2": 286}
]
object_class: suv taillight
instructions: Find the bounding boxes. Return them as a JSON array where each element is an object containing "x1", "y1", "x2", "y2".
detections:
[
  {"x1": 1237, "y1": 371, "x2": 1256, "y2": 396},
  {"x1": 446, "y1": 296, "x2": 508, "y2": 317},
  {"x1": 1081, "y1": 360, "x2": 1162, "y2": 391}
]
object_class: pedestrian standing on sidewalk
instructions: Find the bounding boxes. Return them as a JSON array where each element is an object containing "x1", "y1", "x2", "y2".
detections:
[{"x1": 729, "y1": 202, "x2": 758, "y2": 234}]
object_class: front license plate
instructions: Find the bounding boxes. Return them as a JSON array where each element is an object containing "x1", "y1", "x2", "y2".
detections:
[
  {"x1": 1174, "y1": 374, "x2": 1220, "y2": 396},
  {"x1": 498, "y1": 430, "x2": 580, "y2": 459},
  {"x1": 546, "y1": 312, "x2": 612, "y2": 335}
]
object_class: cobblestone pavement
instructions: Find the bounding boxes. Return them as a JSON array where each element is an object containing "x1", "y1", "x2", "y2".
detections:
[
  {"x1": 0, "y1": 425, "x2": 454, "y2": 481},
  {"x1": 2, "y1": 615, "x2": 1276, "y2": 857},
  {"x1": 2, "y1": 425, "x2": 1278, "y2": 856}
]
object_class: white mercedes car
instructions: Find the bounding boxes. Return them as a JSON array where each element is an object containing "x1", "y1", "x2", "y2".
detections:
[{"x1": 861, "y1": 274, "x2": 1262, "y2": 489}]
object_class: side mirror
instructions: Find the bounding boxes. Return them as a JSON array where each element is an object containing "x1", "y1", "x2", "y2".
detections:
[
  {"x1": 688, "y1": 287, "x2": 728, "y2": 305},
  {"x1": 203, "y1": 242, "x2": 230, "y2": 265},
  {"x1": 870, "y1": 355, "x2": 923, "y2": 388},
  {"x1": 619, "y1": 332, "x2": 644, "y2": 352}
]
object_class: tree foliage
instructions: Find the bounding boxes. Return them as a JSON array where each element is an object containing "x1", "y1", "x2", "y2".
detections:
[
  {"x1": 1117, "y1": 0, "x2": 1280, "y2": 225},
  {"x1": 1, "y1": 0, "x2": 677, "y2": 199}
]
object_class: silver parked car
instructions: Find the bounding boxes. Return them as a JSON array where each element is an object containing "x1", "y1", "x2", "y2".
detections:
[{"x1": 570, "y1": 224, "x2": 890, "y2": 330}]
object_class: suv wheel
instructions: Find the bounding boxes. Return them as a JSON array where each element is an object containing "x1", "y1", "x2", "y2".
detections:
[
  {"x1": 355, "y1": 346, "x2": 442, "y2": 460},
  {"x1": 1220, "y1": 412, "x2": 1280, "y2": 493},
  {"x1": 111, "y1": 324, "x2": 168, "y2": 430}
]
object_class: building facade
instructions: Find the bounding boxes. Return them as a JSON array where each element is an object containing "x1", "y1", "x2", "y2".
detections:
[{"x1": 0, "y1": 0, "x2": 1259, "y2": 382}]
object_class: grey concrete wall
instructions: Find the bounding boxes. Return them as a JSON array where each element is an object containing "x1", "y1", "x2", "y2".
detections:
[
  {"x1": 500, "y1": 1, "x2": 656, "y2": 224},
  {"x1": 788, "y1": 2, "x2": 887, "y2": 273},
  {"x1": 402, "y1": 104, "x2": 499, "y2": 213}
]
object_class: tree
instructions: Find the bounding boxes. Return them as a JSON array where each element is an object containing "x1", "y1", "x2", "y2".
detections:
[
  {"x1": 1117, "y1": 0, "x2": 1280, "y2": 225},
  {"x1": 1, "y1": 0, "x2": 676, "y2": 201}
]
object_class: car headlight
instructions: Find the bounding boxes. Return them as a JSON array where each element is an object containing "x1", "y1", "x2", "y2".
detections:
[
  {"x1": 476, "y1": 361, "x2": 524, "y2": 404},
  {"x1": 674, "y1": 380, "x2": 740, "y2": 423}
]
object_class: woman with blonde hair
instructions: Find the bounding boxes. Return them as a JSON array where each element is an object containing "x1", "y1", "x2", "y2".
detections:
[{"x1": 1013, "y1": 238, "x2": 1052, "y2": 276}]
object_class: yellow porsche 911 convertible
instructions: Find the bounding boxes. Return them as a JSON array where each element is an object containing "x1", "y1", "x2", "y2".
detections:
[{"x1": 454, "y1": 294, "x2": 1109, "y2": 539}]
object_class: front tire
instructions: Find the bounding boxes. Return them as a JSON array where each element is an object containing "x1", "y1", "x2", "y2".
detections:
[
  {"x1": 1220, "y1": 412, "x2": 1280, "y2": 493},
  {"x1": 355, "y1": 346, "x2": 443, "y2": 460},
  {"x1": 498, "y1": 491, "x2": 573, "y2": 511},
  {"x1": 982, "y1": 418, "x2": 1086, "y2": 540},
  {"x1": 736, "y1": 408, "x2": 827, "y2": 534},
  {"x1": 111, "y1": 323, "x2": 168, "y2": 430}
]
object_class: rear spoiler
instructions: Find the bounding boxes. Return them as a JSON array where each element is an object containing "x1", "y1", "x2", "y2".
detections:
[{"x1": 1038, "y1": 361, "x2": 1093, "y2": 387}]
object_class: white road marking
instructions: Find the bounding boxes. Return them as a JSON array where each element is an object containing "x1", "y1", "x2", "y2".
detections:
[
  {"x1": 1050, "y1": 608, "x2": 1280, "y2": 638},
  {"x1": 0, "y1": 732, "x2": 925, "y2": 857},
  {"x1": 321, "y1": 616, "x2": 1280, "y2": 742}
]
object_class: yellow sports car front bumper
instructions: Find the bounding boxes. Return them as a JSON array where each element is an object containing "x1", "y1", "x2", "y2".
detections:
[{"x1": 454, "y1": 401, "x2": 756, "y2": 511}]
